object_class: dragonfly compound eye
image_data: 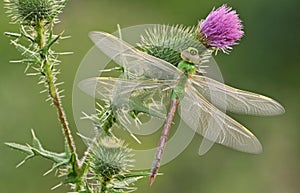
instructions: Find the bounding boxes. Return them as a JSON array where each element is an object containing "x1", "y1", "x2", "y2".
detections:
[{"x1": 188, "y1": 47, "x2": 198, "y2": 56}]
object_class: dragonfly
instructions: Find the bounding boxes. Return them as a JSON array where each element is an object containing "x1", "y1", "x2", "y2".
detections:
[{"x1": 80, "y1": 31, "x2": 285, "y2": 185}]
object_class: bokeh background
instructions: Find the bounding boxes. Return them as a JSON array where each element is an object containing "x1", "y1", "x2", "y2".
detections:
[{"x1": 0, "y1": 0, "x2": 299, "y2": 193}]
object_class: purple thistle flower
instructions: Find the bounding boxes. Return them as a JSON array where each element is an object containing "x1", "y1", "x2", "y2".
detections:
[{"x1": 198, "y1": 5, "x2": 244, "y2": 52}]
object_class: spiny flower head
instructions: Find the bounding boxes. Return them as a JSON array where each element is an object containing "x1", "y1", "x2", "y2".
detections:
[
  {"x1": 4, "y1": 0, "x2": 68, "y2": 26},
  {"x1": 198, "y1": 4, "x2": 244, "y2": 53},
  {"x1": 90, "y1": 137, "x2": 133, "y2": 181},
  {"x1": 138, "y1": 25, "x2": 207, "y2": 66}
]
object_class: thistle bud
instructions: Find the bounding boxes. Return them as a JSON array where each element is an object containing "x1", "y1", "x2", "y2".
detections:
[
  {"x1": 90, "y1": 137, "x2": 133, "y2": 181},
  {"x1": 4, "y1": 0, "x2": 68, "y2": 26}
]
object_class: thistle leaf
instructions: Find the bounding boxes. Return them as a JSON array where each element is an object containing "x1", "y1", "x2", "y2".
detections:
[
  {"x1": 41, "y1": 32, "x2": 62, "y2": 54},
  {"x1": 10, "y1": 40, "x2": 40, "y2": 61},
  {"x1": 5, "y1": 129, "x2": 71, "y2": 169},
  {"x1": 114, "y1": 171, "x2": 150, "y2": 181},
  {"x1": 5, "y1": 142, "x2": 32, "y2": 155}
]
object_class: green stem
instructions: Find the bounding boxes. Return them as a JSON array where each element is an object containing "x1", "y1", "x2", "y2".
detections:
[
  {"x1": 101, "y1": 181, "x2": 107, "y2": 193},
  {"x1": 35, "y1": 20, "x2": 79, "y2": 168}
]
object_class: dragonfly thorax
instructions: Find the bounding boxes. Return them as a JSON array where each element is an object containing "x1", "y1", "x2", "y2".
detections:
[{"x1": 178, "y1": 61, "x2": 196, "y2": 74}]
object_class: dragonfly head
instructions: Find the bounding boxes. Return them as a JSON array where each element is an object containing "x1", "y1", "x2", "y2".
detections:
[{"x1": 181, "y1": 47, "x2": 201, "y2": 65}]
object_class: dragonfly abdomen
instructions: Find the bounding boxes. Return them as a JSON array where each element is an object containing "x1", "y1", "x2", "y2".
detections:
[{"x1": 150, "y1": 98, "x2": 179, "y2": 185}]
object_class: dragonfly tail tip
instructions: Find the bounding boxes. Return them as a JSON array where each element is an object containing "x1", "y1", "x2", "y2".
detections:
[{"x1": 149, "y1": 175, "x2": 156, "y2": 186}]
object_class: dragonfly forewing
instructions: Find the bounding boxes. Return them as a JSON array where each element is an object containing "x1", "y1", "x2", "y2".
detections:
[
  {"x1": 89, "y1": 31, "x2": 182, "y2": 80},
  {"x1": 179, "y1": 83, "x2": 263, "y2": 154},
  {"x1": 190, "y1": 75, "x2": 285, "y2": 116}
]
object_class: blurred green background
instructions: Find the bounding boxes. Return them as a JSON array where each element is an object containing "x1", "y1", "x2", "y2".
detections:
[{"x1": 1, "y1": 0, "x2": 299, "y2": 193}]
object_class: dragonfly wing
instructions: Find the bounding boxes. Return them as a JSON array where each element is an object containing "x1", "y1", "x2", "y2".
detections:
[
  {"x1": 89, "y1": 31, "x2": 182, "y2": 79},
  {"x1": 78, "y1": 77, "x2": 115, "y2": 103},
  {"x1": 78, "y1": 77, "x2": 175, "y2": 118},
  {"x1": 191, "y1": 75, "x2": 285, "y2": 116},
  {"x1": 179, "y1": 83, "x2": 262, "y2": 154},
  {"x1": 115, "y1": 108, "x2": 142, "y2": 144}
]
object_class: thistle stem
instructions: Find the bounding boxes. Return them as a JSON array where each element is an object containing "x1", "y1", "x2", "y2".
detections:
[
  {"x1": 35, "y1": 20, "x2": 79, "y2": 167},
  {"x1": 79, "y1": 133, "x2": 99, "y2": 168},
  {"x1": 101, "y1": 181, "x2": 107, "y2": 193}
]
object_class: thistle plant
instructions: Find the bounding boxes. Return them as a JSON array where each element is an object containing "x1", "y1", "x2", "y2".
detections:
[
  {"x1": 5, "y1": 0, "x2": 78, "y2": 166},
  {"x1": 5, "y1": 0, "x2": 78, "y2": 165},
  {"x1": 5, "y1": 1, "x2": 284, "y2": 192},
  {"x1": 4, "y1": 0, "x2": 148, "y2": 192}
]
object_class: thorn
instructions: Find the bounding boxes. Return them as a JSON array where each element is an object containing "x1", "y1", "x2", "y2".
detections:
[
  {"x1": 31, "y1": 129, "x2": 36, "y2": 138},
  {"x1": 43, "y1": 167, "x2": 54, "y2": 176},
  {"x1": 130, "y1": 133, "x2": 141, "y2": 144},
  {"x1": 27, "y1": 73, "x2": 40, "y2": 76},
  {"x1": 56, "y1": 82, "x2": 64, "y2": 86},
  {"x1": 51, "y1": 183, "x2": 62, "y2": 190},
  {"x1": 40, "y1": 89, "x2": 47, "y2": 94},
  {"x1": 16, "y1": 160, "x2": 26, "y2": 168}
]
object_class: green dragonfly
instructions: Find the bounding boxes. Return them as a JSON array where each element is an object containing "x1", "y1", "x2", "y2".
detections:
[{"x1": 80, "y1": 31, "x2": 285, "y2": 185}]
